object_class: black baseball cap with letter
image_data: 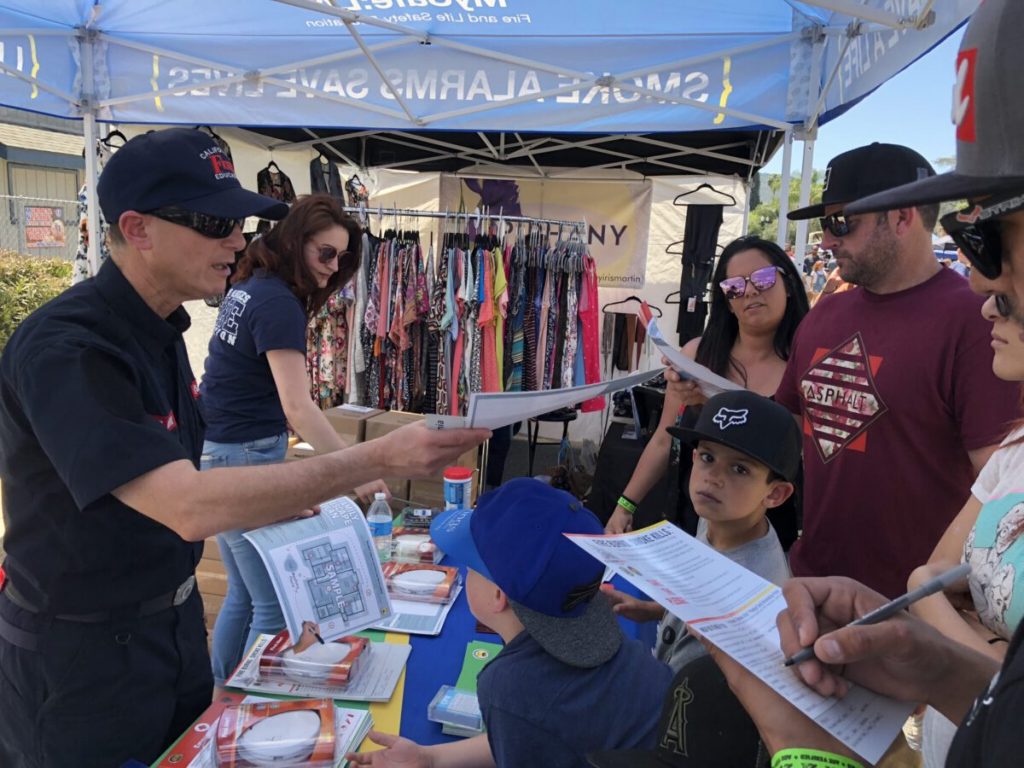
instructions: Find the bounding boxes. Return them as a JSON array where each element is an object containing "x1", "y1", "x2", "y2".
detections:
[
  {"x1": 847, "y1": 0, "x2": 1024, "y2": 214},
  {"x1": 667, "y1": 390, "x2": 801, "y2": 483},
  {"x1": 97, "y1": 127, "x2": 289, "y2": 225},
  {"x1": 787, "y1": 143, "x2": 935, "y2": 221}
]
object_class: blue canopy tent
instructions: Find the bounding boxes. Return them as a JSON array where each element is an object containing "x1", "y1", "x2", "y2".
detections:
[{"x1": 0, "y1": 0, "x2": 976, "y2": 269}]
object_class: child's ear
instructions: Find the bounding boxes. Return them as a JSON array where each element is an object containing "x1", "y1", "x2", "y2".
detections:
[
  {"x1": 764, "y1": 481, "x2": 794, "y2": 508},
  {"x1": 492, "y1": 585, "x2": 512, "y2": 614}
]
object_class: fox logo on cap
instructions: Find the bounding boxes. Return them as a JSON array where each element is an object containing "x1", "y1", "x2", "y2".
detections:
[{"x1": 712, "y1": 407, "x2": 748, "y2": 430}]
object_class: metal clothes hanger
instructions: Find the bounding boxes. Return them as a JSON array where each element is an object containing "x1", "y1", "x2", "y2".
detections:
[
  {"x1": 601, "y1": 296, "x2": 662, "y2": 317},
  {"x1": 673, "y1": 182, "x2": 737, "y2": 206}
]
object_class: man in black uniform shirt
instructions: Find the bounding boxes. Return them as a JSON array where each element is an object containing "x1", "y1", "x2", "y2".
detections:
[
  {"x1": 697, "y1": 1, "x2": 1024, "y2": 765},
  {"x1": 0, "y1": 128, "x2": 488, "y2": 767}
]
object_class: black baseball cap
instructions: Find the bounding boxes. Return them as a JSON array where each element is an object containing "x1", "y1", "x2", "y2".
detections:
[
  {"x1": 667, "y1": 390, "x2": 801, "y2": 483},
  {"x1": 848, "y1": 0, "x2": 1024, "y2": 214},
  {"x1": 587, "y1": 654, "x2": 768, "y2": 768},
  {"x1": 787, "y1": 143, "x2": 935, "y2": 220},
  {"x1": 97, "y1": 128, "x2": 289, "y2": 225}
]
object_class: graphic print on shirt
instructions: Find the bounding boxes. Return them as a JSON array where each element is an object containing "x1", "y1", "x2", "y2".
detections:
[
  {"x1": 213, "y1": 288, "x2": 252, "y2": 346},
  {"x1": 799, "y1": 332, "x2": 887, "y2": 463}
]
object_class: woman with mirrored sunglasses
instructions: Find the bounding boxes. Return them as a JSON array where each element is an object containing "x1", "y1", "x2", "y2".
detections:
[
  {"x1": 605, "y1": 236, "x2": 810, "y2": 549},
  {"x1": 197, "y1": 194, "x2": 386, "y2": 686}
]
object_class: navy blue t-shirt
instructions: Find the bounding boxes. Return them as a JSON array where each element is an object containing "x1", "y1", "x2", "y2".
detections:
[
  {"x1": 200, "y1": 272, "x2": 307, "y2": 443},
  {"x1": 478, "y1": 631, "x2": 671, "y2": 768}
]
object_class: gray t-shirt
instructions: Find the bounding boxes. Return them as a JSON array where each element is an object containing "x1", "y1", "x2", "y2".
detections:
[{"x1": 654, "y1": 519, "x2": 791, "y2": 672}]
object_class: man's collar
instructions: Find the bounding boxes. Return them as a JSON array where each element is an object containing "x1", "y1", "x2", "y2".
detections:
[{"x1": 94, "y1": 259, "x2": 191, "y2": 347}]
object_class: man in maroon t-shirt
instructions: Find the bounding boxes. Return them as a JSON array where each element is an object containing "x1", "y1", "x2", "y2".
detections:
[{"x1": 777, "y1": 143, "x2": 1019, "y2": 598}]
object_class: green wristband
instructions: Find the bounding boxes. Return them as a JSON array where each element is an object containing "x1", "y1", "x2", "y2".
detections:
[
  {"x1": 772, "y1": 749, "x2": 863, "y2": 768},
  {"x1": 617, "y1": 495, "x2": 638, "y2": 515}
]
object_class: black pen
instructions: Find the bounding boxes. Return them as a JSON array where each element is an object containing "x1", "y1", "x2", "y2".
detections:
[
  {"x1": 783, "y1": 563, "x2": 971, "y2": 667},
  {"x1": 314, "y1": 631, "x2": 325, "y2": 645}
]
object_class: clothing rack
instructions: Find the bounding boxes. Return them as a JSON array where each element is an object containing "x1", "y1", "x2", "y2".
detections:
[{"x1": 340, "y1": 205, "x2": 584, "y2": 230}]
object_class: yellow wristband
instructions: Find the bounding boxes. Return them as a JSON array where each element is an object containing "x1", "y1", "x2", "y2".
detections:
[
  {"x1": 617, "y1": 495, "x2": 638, "y2": 515},
  {"x1": 772, "y1": 749, "x2": 863, "y2": 768}
]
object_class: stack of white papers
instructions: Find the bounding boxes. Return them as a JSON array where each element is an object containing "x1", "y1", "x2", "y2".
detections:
[{"x1": 568, "y1": 523, "x2": 914, "y2": 765}]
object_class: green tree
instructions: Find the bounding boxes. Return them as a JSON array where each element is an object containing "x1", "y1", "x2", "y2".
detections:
[{"x1": 747, "y1": 171, "x2": 824, "y2": 246}]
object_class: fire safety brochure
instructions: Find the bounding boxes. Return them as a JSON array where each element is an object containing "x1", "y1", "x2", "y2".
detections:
[
  {"x1": 567, "y1": 522, "x2": 913, "y2": 765},
  {"x1": 243, "y1": 496, "x2": 392, "y2": 644},
  {"x1": 638, "y1": 301, "x2": 742, "y2": 398}
]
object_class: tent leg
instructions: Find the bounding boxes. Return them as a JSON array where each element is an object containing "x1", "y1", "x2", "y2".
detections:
[
  {"x1": 776, "y1": 129, "x2": 793, "y2": 248},
  {"x1": 794, "y1": 137, "x2": 815, "y2": 262},
  {"x1": 83, "y1": 111, "x2": 101, "y2": 277}
]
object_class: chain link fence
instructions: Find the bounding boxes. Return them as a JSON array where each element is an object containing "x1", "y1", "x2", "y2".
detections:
[{"x1": 0, "y1": 194, "x2": 79, "y2": 262}]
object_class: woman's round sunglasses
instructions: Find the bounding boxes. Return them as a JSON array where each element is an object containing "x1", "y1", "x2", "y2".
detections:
[
  {"x1": 719, "y1": 266, "x2": 780, "y2": 299},
  {"x1": 315, "y1": 244, "x2": 355, "y2": 265}
]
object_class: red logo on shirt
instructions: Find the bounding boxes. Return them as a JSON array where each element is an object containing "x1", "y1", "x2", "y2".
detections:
[
  {"x1": 190, "y1": 379, "x2": 201, "y2": 399},
  {"x1": 953, "y1": 48, "x2": 977, "y2": 142},
  {"x1": 152, "y1": 411, "x2": 178, "y2": 431},
  {"x1": 799, "y1": 333, "x2": 887, "y2": 463}
]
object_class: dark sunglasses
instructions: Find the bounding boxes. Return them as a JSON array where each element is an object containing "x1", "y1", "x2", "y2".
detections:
[
  {"x1": 316, "y1": 244, "x2": 355, "y2": 265},
  {"x1": 719, "y1": 266, "x2": 780, "y2": 299},
  {"x1": 819, "y1": 213, "x2": 852, "y2": 238},
  {"x1": 995, "y1": 294, "x2": 1014, "y2": 319},
  {"x1": 146, "y1": 207, "x2": 244, "y2": 239},
  {"x1": 940, "y1": 210, "x2": 1002, "y2": 280}
]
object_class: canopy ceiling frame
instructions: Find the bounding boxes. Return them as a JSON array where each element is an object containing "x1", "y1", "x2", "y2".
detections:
[
  {"x1": 270, "y1": 126, "x2": 763, "y2": 178},
  {"x1": 0, "y1": 1, "x2": 975, "y2": 270}
]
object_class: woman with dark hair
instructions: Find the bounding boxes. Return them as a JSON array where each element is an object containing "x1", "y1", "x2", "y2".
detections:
[
  {"x1": 605, "y1": 236, "x2": 810, "y2": 544},
  {"x1": 199, "y1": 194, "x2": 384, "y2": 685}
]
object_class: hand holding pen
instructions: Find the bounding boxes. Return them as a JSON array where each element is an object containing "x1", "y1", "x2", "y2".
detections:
[
  {"x1": 774, "y1": 569, "x2": 997, "y2": 712},
  {"x1": 783, "y1": 564, "x2": 972, "y2": 667}
]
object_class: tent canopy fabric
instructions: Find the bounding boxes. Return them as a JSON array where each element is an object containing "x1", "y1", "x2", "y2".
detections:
[{"x1": 0, "y1": 1, "x2": 974, "y2": 154}]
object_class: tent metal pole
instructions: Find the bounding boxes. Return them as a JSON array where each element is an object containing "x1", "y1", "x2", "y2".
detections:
[
  {"x1": 79, "y1": 25, "x2": 101, "y2": 277},
  {"x1": 777, "y1": 129, "x2": 794, "y2": 248},
  {"x1": 794, "y1": 137, "x2": 816, "y2": 260},
  {"x1": 794, "y1": 0, "x2": 917, "y2": 29},
  {"x1": 793, "y1": 30, "x2": 826, "y2": 260},
  {"x1": 83, "y1": 112, "x2": 100, "y2": 276},
  {"x1": 741, "y1": 181, "x2": 751, "y2": 237}
]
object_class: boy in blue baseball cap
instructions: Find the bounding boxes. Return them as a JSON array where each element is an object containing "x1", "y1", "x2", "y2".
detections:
[{"x1": 347, "y1": 478, "x2": 671, "y2": 768}]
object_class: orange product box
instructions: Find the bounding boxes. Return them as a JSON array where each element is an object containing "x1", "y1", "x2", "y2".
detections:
[
  {"x1": 258, "y1": 630, "x2": 369, "y2": 689},
  {"x1": 391, "y1": 526, "x2": 443, "y2": 564},
  {"x1": 214, "y1": 698, "x2": 336, "y2": 768},
  {"x1": 382, "y1": 562, "x2": 461, "y2": 604}
]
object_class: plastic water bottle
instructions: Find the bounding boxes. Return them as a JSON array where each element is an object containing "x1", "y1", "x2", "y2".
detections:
[{"x1": 367, "y1": 492, "x2": 393, "y2": 563}]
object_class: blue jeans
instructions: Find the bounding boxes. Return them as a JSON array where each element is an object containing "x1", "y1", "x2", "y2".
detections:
[{"x1": 200, "y1": 432, "x2": 288, "y2": 685}]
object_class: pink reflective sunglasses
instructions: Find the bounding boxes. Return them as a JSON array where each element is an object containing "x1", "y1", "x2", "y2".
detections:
[{"x1": 719, "y1": 266, "x2": 780, "y2": 299}]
